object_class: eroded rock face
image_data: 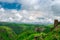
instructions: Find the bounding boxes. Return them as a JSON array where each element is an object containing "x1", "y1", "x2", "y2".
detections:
[{"x1": 35, "y1": 27, "x2": 45, "y2": 33}]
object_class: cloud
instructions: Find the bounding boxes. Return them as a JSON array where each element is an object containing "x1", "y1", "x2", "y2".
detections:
[
  {"x1": 51, "y1": 1, "x2": 60, "y2": 16},
  {"x1": 0, "y1": 8, "x2": 23, "y2": 22},
  {"x1": 0, "y1": 8, "x2": 54, "y2": 24},
  {"x1": 0, "y1": 0, "x2": 53, "y2": 11},
  {"x1": 0, "y1": 0, "x2": 60, "y2": 24},
  {"x1": 20, "y1": 0, "x2": 53, "y2": 11}
]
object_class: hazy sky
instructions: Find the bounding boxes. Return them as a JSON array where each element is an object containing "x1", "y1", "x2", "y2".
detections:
[{"x1": 0, "y1": 0, "x2": 60, "y2": 24}]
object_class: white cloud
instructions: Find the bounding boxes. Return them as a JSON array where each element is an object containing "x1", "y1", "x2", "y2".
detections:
[
  {"x1": 0, "y1": 8, "x2": 5, "y2": 12},
  {"x1": 0, "y1": 8, "x2": 56, "y2": 23},
  {"x1": 51, "y1": 1, "x2": 60, "y2": 16},
  {"x1": 0, "y1": 8, "x2": 52, "y2": 23},
  {"x1": 0, "y1": 0, "x2": 60, "y2": 24}
]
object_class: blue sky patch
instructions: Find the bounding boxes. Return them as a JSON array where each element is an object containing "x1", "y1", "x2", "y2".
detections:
[{"x1": 0, "y1": 2, "x2": 22, "y2": 10}]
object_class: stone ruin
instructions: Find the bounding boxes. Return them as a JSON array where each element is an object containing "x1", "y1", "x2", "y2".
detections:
[{"x1": 54, "y1": 19, "x2": 60, "y2": 28}]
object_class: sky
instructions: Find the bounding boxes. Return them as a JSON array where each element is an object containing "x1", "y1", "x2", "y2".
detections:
[{"x1": 0, "y1": 0, "x2": 60, "y2": 24}]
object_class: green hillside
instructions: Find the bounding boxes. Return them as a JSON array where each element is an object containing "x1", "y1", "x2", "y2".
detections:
[
  {"x1": 0, "y1": 26, "x2": 17, "y2": 40},
  {"x1": 0, "y1": 22, "x2": 60, "y2": 40}
]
